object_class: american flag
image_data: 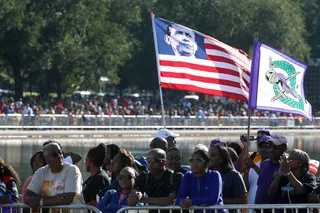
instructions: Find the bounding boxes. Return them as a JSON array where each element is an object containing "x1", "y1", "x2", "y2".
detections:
[{"x1": 152, "y1": 16, "x2": 252, "y2": 102}]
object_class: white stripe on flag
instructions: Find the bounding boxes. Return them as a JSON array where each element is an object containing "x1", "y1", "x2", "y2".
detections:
[
  {"x1": 159, "y1": 66, "x2": 249, "y2": 90},
  {"x1": 160, "y1": 77, "x2": 249, "y2": 96},
  {"x1": 204, "y1": 38, "x2": 251, "y2": 67},
  {"x1": 159, "y1": 54, "x2": 250, "y2": 82}
]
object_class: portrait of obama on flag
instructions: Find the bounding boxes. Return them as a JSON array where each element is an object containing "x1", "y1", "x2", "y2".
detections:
[
  {"x1": 157, "y1": 20, "x2": 207, "y2": 59},
  {"x1": 153, "y1": 16, "x2": 251, "y2": 102}
]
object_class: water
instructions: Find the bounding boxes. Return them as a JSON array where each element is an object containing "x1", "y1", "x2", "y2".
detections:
[{"x1": 1, "y1": 135, "x2": 320, "y2": 192}]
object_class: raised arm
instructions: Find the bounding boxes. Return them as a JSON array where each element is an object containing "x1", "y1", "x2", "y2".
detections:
[{"x1": 64, "y1": 152, "x2": 82, "y2": 164}]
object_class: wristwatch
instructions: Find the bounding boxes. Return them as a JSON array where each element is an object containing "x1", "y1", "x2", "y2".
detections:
[{"x1": 39, "y1": 198, "x2": 44, "y2": 206}]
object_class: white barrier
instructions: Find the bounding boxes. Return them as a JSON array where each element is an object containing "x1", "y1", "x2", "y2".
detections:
[
  {"x1": 116, "y1": 204, "x2": 320, "y2": 213},
  {"x1": 0, "y1": 114, "x2": 319, "y2": 130},
  {"x1": 0, "y1": 203, "x2": 101, "y2": 213}
]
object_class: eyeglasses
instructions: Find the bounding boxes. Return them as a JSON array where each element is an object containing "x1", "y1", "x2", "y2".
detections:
[
  {"x1": 45, "y1": 150, "x2": 63, "y2": 158},
  {"x1": 167, "y1": 156, "x2": 182, "y2": 162},
  {"x1": 117, "y1": 175, "x2": 134, "y2": 181},
  {"x1": 189, "y1": 158, "x2": 206, "y2": 164},
  {"x1": 146, "y1": 158, "x2": 164, "y2": 164}
]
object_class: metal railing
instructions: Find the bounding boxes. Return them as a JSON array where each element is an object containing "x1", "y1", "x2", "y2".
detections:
[
  {"x1": 0, "y1": 203, "x2": 101, "y2": 213},
  {"x1": 116, "y1": 204, "x2": 320, "y2": 213},
  {"x1": 0, "y1": 114, "x2": 319, "y2": 129}
]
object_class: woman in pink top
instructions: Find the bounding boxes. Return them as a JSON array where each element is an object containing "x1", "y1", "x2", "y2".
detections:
[{"x1": 22, "y1": 151, "x2": 46, "y2": 203}]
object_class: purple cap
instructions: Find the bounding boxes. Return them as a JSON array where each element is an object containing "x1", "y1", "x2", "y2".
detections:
[
  {"x1": 256, "y1": 129, "x2": 272, "y2": 140},
  {"x1": 257, "y1": 136, "x2": 271, "y2": 144},
  {"x1": 210, "y1": 139, "x2": 227, "y2": 147},
  {"x1": 269, "y1": 134, "x2": 288, "y2": 146}
]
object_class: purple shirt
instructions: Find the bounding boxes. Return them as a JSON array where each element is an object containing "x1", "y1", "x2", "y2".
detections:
[{"x1": 255, "y1": 159, "x2": 280, "y2": 204}]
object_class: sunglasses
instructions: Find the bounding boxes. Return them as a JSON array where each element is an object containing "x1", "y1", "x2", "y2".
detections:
[
  {"x1": 146, "y1": 158, "x2": 164, "y2": 164},
  {"x1": 189, "y1": 158, "x2": 206, "y2": 164},
  {"x1": 167, "y1": 156, "x2": 182, "y2": 162},
  {"x1": 117, "y1": 175, "x2": 134, "y2": 181}
]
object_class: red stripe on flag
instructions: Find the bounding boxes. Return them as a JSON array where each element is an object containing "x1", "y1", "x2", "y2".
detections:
[
  {"x1": 160, "y1": 83, "x2": 248, "y2": 102},
  {"x1": 205, "y1": 43, "x2": 251, "y2": 67},
  {"x1": 160, "y1": 71, "x2": 243, "y2": 88},
  {"x1": 206, "y1": 55, "x2": 250, "y2": 76},
  {"x1": 159, "y1": 60, "x2": 250, "y2": 87}
]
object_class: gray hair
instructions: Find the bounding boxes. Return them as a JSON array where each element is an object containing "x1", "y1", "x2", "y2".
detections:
[{"x1": 288, "y1": 149, "x2": 310, "y2": 172}]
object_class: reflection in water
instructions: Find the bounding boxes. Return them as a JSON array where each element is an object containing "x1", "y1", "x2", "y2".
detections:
[{"x1": 1, "y1": 136, "x2": 320, "y2": 191}]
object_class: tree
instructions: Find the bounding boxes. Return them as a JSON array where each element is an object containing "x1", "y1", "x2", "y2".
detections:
[
  {"x1": 0, "y1": 0, "x2": 43, "y2": 100},
  {"x1": 121, "y1": 0, "x2": 311, "y2": 91},
  {"x1": 0, "y1": 0, "x2": 144, "y2": 99}
]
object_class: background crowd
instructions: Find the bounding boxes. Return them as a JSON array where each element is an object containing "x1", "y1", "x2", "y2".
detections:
[
  {"x1": 1, "y1": 95, "x2": 315, "y2": 118},
  {"x1": 1, "y1": 129, "x2": 320, "y2": 213}
]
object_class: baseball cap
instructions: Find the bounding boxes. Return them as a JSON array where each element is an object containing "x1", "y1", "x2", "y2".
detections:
[
  {"x1": 256, "y1": 129, "x2": 272, "y2": 140},
  {"x1": 257, "y1": 136, "x2": 271, "y2": 144},
  {"x1": 156, "y1": 129, "x2": 180, "y2": 138},
  {"x1": 210, "y1": 139, "x2": 227, "y2": 147},
  {"x1": 268, "y1": 134, "x2": 288, "y2": 146},
  {"x1": 134, "y1": 156, "x2": 148, "y2": 168}
]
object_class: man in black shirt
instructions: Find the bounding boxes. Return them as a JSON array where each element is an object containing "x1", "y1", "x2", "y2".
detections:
[
  {"x1": 166, "y1": 147, "x2": 189, "y2": 174},
  {"x1": 129, "y1": 148, "x2": 183, "y2": 206}
]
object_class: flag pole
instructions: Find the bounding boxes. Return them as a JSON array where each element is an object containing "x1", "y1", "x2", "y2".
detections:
[
  {"x1": 150, "y1": 12, "x2": 166, "y2": 128},
  {"x1": 246, "y1": 32, "x2": 259, "y2": 154}
]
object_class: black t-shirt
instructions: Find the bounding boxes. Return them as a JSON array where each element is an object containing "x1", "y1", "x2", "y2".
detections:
[
  {"x1": 82, "y1": 170, "x2": 111, "y2": 203},
  {"x1": 97, "y1": 175, "x2": 119, "y2": 200},
  {"x1": 177, "y1": 167, "x2": 189, "y2": 175},
  {"x1": 134, "y1": 169, "x2": 183, "y2": 198},
  {"x1": 277, "y1": 172, "x2": 316, "y2": 213},
  {"x1": 221, "y1": 170, "x2": 247, "y2": 200}
]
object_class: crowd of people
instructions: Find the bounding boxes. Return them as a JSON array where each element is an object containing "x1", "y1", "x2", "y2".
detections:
[
  {"x1": 1, "y1": 129, "x2": 320, "y2": 213},
  {"x1": 0, "y1": 95, "x2": 311, "y2": 118}
]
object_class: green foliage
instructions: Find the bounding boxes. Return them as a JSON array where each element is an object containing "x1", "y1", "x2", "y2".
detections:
[
  {"x1": 0, "y1": 0, "x2": 318, "y2": 97},
  {"x1": 121, "y1": 0, "x2": 314, "y2": 89}
]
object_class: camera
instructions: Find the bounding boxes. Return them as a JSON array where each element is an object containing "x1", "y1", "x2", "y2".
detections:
[{"x1": 240, "y1": 134, "x2": 255, "y2": 142}]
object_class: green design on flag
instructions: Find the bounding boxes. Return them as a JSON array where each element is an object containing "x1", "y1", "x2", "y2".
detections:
[{"x1": 271, "y1": 60, "x2": 304, "y2": 110}]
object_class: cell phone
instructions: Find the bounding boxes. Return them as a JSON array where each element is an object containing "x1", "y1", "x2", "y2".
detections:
[{"x1": 240, "y1": 134, "x2": 255, "y2": 142}]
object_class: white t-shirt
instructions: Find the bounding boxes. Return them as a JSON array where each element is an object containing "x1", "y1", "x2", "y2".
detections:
[
  {"x1": 27, "y1": 163, "x2": 84, "y2": 207},
  {"x1": 248, "y1": 161, "x2": 261, "y2": 204}
]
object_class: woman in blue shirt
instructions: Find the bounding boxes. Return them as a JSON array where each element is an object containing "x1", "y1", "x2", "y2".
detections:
[
  {"x1": 98, "y1": 167, "x2": 142, "y2": 213},
  {"x1": 176, "y1": 150, "x2": 224, "y2": 213}
]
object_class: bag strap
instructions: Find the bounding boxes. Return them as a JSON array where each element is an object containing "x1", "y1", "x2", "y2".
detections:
[{"x1": 250, "y1": 152, "x2": 258, "y2": 160}]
